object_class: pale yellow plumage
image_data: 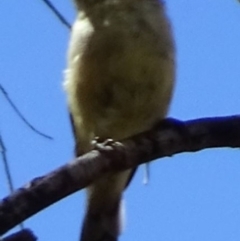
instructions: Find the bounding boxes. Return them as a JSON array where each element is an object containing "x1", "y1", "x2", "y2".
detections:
[{"x1": 64, "y1": 0, "x2": 175, "y2": 240}]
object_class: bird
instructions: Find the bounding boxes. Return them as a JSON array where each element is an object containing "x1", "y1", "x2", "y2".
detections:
[{"x1": 64, "y1": 0, "x2": 175, "y2": 240}]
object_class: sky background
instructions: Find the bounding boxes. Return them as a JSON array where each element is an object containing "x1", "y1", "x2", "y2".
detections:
[{"x1": 1, "y1": 1, "x2": 240, "y2": 241}]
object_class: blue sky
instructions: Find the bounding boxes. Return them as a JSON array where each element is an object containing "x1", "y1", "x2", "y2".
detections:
[{"x1": 1, "y1": 1, "x2": 240, "y2": 241}]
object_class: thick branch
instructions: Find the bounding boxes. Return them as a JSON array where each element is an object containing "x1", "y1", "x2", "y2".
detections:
[
  {"x1": 0, "y1": 116, "x2": 240, "y2": 235},
  {"x1": 2, "y1": 229, "x2": 37, "y2": 241}
]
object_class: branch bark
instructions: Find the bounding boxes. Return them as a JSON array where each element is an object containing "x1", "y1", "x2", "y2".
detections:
[{"x1": 0, "y1": 116, "x2": 240, "y2": 235}]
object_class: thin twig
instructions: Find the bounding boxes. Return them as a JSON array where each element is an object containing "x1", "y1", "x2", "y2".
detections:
[
  {"x1": 0, "y1": 84, "x2": 53, "y2": 140},
  {"x1": 0, "y1": 132, "x2": 24, "y2": 230},
  {"x1": 0, "y1": 133, "x2": 14, "y2": 194},
  {"x1": 41, "y1": 0, "x2": 71, "y2": 29}
]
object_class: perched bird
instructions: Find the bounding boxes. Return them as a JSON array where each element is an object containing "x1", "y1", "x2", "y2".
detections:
[{"x1": 64, "y1": 0, "x2": 175, "y2": 240}]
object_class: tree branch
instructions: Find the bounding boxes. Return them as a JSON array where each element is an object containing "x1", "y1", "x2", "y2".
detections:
[
  {"x1": 0, "y1": 84, "x2": 53, "y2": 140},
  {"x1": 41, "y1": 0, "x2": 71, "y2": 29},
  {"x1": 2, "y1": 229, "x2": 37, "y2": 241},
  {"x1": 0, "y1": 116, "x2": 240, "y2": 235}
]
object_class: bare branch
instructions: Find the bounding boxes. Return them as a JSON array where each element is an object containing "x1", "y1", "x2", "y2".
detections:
[
  {"x1": 41, "y1": 0, "x2": 71, "y2": 29},
  {"x1": 0, "y1": 133, "x2": 14, "y2": 194},
  {"x1": 2, "y1": 229, "x2": 37, "y2": 241},
  {"x1": 0, "y1": 84, "x2": 53, "y2": 140},
  {"x1": 0, "y1": 132, "x2": 25, "y2": 231},
  {"x1": 0, "y1": 116, "x2": 240, "y2": 235}
]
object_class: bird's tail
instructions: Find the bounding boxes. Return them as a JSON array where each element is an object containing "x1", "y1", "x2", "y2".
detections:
[
  {"x1": 80, "y1": 196, "x2": 122, "y2": 241},
  {"x1": 79, "y1": 170, "x2": 133, "y2": 241}
]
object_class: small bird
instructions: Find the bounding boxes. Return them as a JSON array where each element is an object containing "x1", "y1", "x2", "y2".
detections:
[{"x1": 64, "y1": 0, "x2": 175, "y2": 240}]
